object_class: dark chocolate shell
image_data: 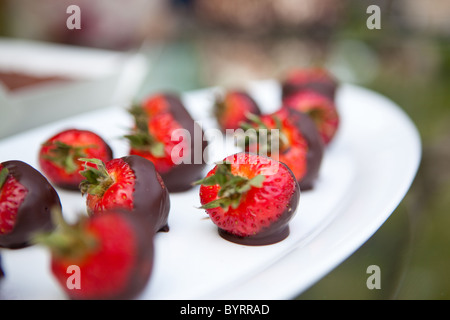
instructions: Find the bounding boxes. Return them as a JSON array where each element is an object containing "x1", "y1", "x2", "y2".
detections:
[{"x1": 0, "y1": 160, "x2": 61, "y2": 249}]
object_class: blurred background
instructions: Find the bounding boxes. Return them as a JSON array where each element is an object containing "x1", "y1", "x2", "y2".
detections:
[{"x1": 1, "y1": 0, "x2": 449, "y2": 299}]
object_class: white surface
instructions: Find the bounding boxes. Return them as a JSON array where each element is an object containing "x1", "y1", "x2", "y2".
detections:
[{"x1": 0, "y1": 81, "x2": 421, "y2": 300}]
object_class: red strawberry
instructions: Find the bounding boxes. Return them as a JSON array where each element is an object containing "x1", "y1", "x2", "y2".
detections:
[
  {"x1": 240, "y1": 108, "x2": 324, "y2": 190},
  {"x1": 141, "y1": 93, "x2": 172, "y2": 116},
  {"x1": 0, "y1": 160, "x2": 61, "y2": 249},
  {"x1": 283, "y1": 90, "x2": 340, "y2": 145},
  {"x1": 214, "y1": 90, "x2": 261, "y2": 131},
  {"x1": 39, "y1": 129, "x2": 113, "y2": 190},
  {"x1": 195, "y1": 153, "x2": 300, "y2": 245},
  {"x1": 79, "y1": 155, "x2": 170, "y2": 234},
  {"x1": 127, "y1": 108, "x2": 186, "y2": 175},
  {"x1": 35, "y1": 209, "x2": 154, "y2": 300},
  {"x1": 126, "y1": 93, "x2": 208, "y2": 192},
  {"x1": 281, "y1": 67, "x2": 338, "y2": 101}
]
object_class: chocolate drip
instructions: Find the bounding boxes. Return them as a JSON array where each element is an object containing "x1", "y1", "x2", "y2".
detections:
[{"x1": 0, "y1": 161, "x2": 61, "y2": 249}]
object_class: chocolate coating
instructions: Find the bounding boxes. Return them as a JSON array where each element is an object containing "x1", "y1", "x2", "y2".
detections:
[
  {"x1": 116, "y1": 212, "x2": 154, "y2": 300},
  {"x1": 216, "y1": 90, "x2": 262, "y2": 131},
  {"x1": 0, "y1": 253, "x2": 4, "y2": 279},
  {"x1": 0, "y1": 160, "x2": 61, "y2": 249},
  {"x1": 121, "y1": 155, "x2": 170, "y2": 234},
  {"x1": 286, "y1": 108, "x2": 324, "y2": 191},
  {"x1": 157, "y1": 93, "x2": 208, "y2": 192},
  {"x1": 233, "y1": 91, "x2": 261, "y2": 115},
  {"x1": 282, "y1": 79, "x2": 337, "y2": 102},
  {"x1": 67, "y1": 210, "x2": 154, "y2": 300},
  {"x1": 218, "y1": 160, "x2": 301, "y2": 246}
]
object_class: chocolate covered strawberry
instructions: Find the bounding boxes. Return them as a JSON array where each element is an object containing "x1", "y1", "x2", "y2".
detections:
[
  {"x1": 79, "y1": 155, "x2": 170, "y2": 234},
  {"x1": 35, "y1": 209, "x2": 154, "y2": 300},
  {"x1": 195, "y1": 153, "x2": 300, "y2": 245},
  {"x1": 0, "y1": 160, "x2": 61, "y2": 249},
  {"x1": 240, "y1": 108, "x2": 324, "y2": 190},
  {"x1": 126, "y1": 106, "x2": 186, "y2": 176},
  {"x1": 126, "y1": 93, "x2": 208, "y2": 192},
  {"x1": 281, "y1": 67, "x2": 338, "y2": 101},
  {"x1": 39, "y1": 129, "x2": 113, "y2": 190},
  {"x1": 213, "y1": 90, "x2": 261, "y2": 131},
  {"x1": 283, "y1": 90, "x2": 340, "y2": 145}
]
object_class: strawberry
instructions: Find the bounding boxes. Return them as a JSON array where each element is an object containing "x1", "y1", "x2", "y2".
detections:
[
  {"x1": 79, "y1": 155, "x2": 170, "y2": 234},
  {"x1": 0, "y1": 160, "x2": 61, "y2": 249},
  {"x1": 140, "y1": 93, "x2": 172, "y2": 116},
  {"x1": 240, "y1": 108, "x2": 324, "y2": 190},
  {"x1": 213, "y1": 90, "x2": 261, "y2": 131},
  {"x1": 34, "y1": 208, "x2": 154, "y2": 300},
  {"x1": 283, "y1": 90, "x2": 340, "y2": 145},
  {"x1": 38, "y1": 129, "x2": 113, "y2": 190},
  {"x1": 126, "y1": 93, "x2": 208, "y2": 192},
  {"x1": 281, "y1": 67, "x2": 338, "y2": 101},
  {"x1": 195, "y1": 153, "x2": 300, "y2": 245},
  {"x1": 126, "y1": 107, "x2": 186, "y2": 175}
]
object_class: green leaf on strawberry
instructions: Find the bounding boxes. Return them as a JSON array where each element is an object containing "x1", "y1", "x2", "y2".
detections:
[
  {"x1": 124, "y1": 105, "x2": 165, "y2": 158},
  {"x1": 0, "y1": 167, "x2": 8, "y2": 189},
  {"x1": 33, "y1": 207, "x2": 98, "y2": 260},
  {"x1": 194, "y1": 162, "x2": 265, "y2": 211},
  {"x1": 41, "y1": 141, "x2": 96, "y2": 174},
  {"x1": 239, "y1": 113, "x2": 289, "y2": 155},
  {"x1": 78, "y1": 158, "x2": 114, "y2": 197},
  {"x1": 196, "y1": 153, "x2": 301, "y2": 245}
]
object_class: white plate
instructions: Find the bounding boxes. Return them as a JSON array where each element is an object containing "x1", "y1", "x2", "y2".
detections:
[{"x1": 0, "y1": 80, "x2": 421, "y2": 300}]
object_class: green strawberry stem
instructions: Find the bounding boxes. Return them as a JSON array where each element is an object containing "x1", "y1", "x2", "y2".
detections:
[
  {"x1": 193, "y1": 162, "x2": 265, "y2": 212},
  {"x1": 33, "y1": 206, "x2": 98, "y2": 260},
  {"x1": 0, "y1": 167, "x2": 9, "y2": 189},
  {"x1": 124, "y1": 105, "x2": 165, "y2": 158},
  {"x1": 79, "y1": 158, "x2": 114, "y2": 197},
  {"x1": 42, "y1": 141, "x2": 95, "y2": 174},
  {"x1": 239, "y1": 113, "x2": 289, "y2": 154}
]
